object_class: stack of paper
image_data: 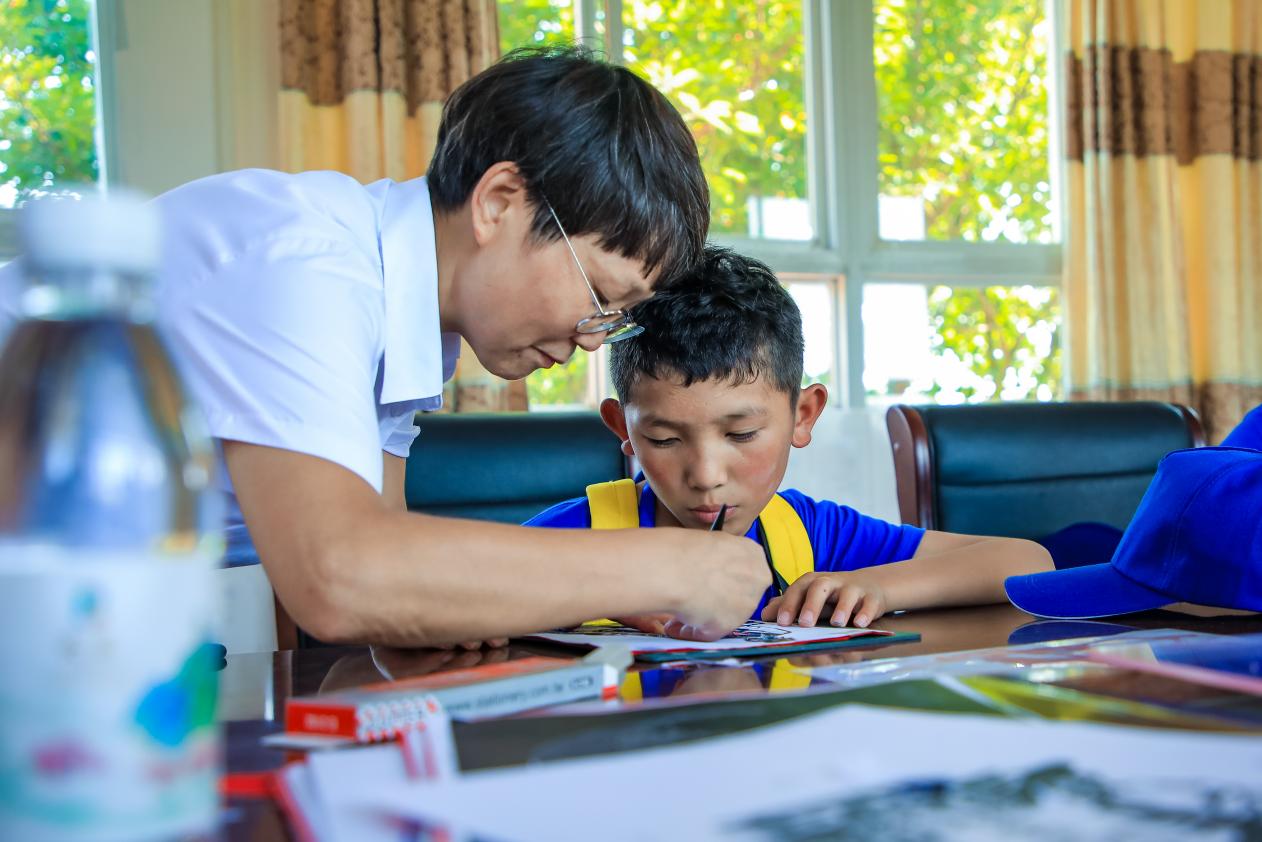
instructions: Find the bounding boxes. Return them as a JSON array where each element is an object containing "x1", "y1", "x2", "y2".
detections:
[{"x1": 283, "y1": 705, "x2": 1262, "y2": 841}]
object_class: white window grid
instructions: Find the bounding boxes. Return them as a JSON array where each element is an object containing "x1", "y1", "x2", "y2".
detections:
[{"x1": 565, "y1": 0, "x2": 1065, "y2": 410}]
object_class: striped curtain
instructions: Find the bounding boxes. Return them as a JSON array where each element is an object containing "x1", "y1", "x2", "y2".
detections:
[
  {"x1": 278, "y1": 0, "x2": 528, "y2": 411},
  {"x1": 1063, "y1": 0, "x2": 1262, "y2": 442}
]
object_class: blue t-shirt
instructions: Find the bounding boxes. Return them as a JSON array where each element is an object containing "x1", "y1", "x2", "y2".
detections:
[{"x1": 525, "y1": 484, "x2": 925, "y2": 619}]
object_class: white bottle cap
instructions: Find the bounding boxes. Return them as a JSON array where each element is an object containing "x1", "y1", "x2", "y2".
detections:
[{"x1": 19, "y1": 188, "x2": 160, "y2": 275}]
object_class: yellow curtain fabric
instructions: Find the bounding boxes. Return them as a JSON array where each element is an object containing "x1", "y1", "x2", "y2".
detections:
[
  {"x1": 278, "y1": 0, "x2": 528, "y2": 411},
  {"x1": 1063, "y1": 0, "x2": 1262, "y2": 442}
]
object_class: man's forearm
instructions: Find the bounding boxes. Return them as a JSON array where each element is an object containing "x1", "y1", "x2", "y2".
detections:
[
  {"x1": 227, "y1": 441, "x2": 767, "y2": 647},
  {"x1": 295, "y1": 512, "x2": 691, "y2": 646}
]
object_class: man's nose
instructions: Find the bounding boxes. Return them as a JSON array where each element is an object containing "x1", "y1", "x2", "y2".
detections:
[{"x1": 573, "y1": 332, "x2": 604, "y2": 353}]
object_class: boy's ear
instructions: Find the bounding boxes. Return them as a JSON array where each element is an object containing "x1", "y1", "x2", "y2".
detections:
[
  {"x1": 469, "y1": 161, "x2": 527, "y2": 247},
  {"x1": 599, "y1": 397, "x2": 636, "y2": 457},
  {"x1": 790, "y1": 384, "x2": 829, "y2": 448}
]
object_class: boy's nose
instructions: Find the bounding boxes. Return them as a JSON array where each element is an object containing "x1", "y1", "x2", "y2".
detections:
[{"x1": 687, "y1": 451, "x2": 727, "y2": 491}]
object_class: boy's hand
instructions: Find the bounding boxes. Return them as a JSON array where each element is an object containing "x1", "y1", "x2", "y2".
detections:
[
  {"x1": 663, "y1": 531, "x2": 771, "y2": 641},
  {"x1": 760, "y1": 572, "x2": 889, "y2": 628}
]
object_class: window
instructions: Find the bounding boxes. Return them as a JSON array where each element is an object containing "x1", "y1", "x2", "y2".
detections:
[
  {"x1": 499, "y1": 0, "x2": 1063, "y2": 412},
  {"x1": 0, "y1": 0, "x2": 102, "y2": 209},
  {"x1": 783, "y1": 275, "x2": 839, "y2": 390},
  {"x1": 621, "y1": 1, "x2": 811, "y2": 240},
  {"x1": 861, "y1": 0, "x2": 1062, "y2": 408},
  {"x1": 873, "y1": 0, "x2": 1056, "y2": 244},
  {"x1": 863, "y1": 282, "x2": 1061, "y2": 405}
]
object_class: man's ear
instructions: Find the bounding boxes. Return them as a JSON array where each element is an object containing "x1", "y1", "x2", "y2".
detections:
[
  {"x1": 599, "y1": 397, "x2": 636, "y2": 457},
  {"x1": 468, "y1": 161, "x2": 528, "y2": 247},
  {"x1": 791, "y1": 384, "x2": 829, "y2": 448}
]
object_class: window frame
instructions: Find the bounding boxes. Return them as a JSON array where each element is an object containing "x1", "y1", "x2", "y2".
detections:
[{"x1": 559, "y1": 0, "x2": 1065, "y2": 410}]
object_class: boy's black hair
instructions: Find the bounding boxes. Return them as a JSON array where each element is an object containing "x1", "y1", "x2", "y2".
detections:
[
  {"x1": 427, "y1": 46, "x2": 709, "y2": 285},
  {"x1": 610, "y1": 246, "x2": 804, "y2": 403}
]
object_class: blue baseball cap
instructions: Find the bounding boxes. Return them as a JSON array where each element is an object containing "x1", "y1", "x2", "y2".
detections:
[{"x1": 1005, "y1": 447, "x2": 1262, "y2": 619}]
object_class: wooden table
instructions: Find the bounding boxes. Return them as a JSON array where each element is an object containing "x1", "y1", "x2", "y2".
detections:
[{"x1": 219, "y1": 604, "x2": 1262, "y2": 840}]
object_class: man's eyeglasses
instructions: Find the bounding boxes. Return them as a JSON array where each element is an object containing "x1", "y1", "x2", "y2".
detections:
[{"x1": 544, "y1": 200, "x2": 644, "y2": 344}]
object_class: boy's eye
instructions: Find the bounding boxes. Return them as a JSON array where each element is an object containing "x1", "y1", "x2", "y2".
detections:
[
  {"x1": 645, "y1": 436, "x2": 678, "y2": 447},
  {"x1": 728, "y1": 430, "x2": 759, "y2": 443}
]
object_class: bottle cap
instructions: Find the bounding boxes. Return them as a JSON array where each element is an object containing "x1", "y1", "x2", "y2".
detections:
[{"x1": 19, "y1": 188, "x2": 160, "y2": 275}]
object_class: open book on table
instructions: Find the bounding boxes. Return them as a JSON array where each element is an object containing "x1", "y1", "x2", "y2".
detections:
[{"x1": 523, "y1": 620, "x2": 920, "y2": 662}]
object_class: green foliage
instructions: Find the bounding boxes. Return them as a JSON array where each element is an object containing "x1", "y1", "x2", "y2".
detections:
[
  {"x1": 525, "y1": 349, "x2": 592, "y2": 408},
  {"x1": 500, "y1": 0, "x2": 810, "y2": 238},
  {"x1": 498, "y1": 0, "x2": 575, "y2": 52},
  {"x1": 499, "y1": 0, "x2": 1062, "y2": 406},
  {"x1": 927, "y1": 285, "x2": 1062, "y2": 402},
  {"x1": 874, "y1": 0, "x2": 1052, "y2": 244},
  {"x1": 0, "y1": 0, "x2": 98, "y2": 201},
  {"x1": 876, "y1": 0, "x2": 1060, "y2": 402},
  {"x1": 622, "y1": 1, "x2": 808, "y2": 236}
]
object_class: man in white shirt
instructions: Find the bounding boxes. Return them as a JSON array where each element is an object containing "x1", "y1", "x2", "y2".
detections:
[{"x1": 153, "y1": 47, "x2": 769, "y2": 647}]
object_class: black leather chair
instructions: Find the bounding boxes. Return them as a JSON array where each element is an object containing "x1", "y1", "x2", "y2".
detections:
[
  {"x1": 405, "y1": 411, "x2": 628, "y2": 523},
  {"x1": 885, "y1": 401, "x2": 1204, "y2": 539}
]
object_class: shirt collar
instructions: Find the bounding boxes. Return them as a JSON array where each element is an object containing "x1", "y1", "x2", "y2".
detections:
[{"x1": 377, "y1": 176, "x2": 460, "y2": 405}]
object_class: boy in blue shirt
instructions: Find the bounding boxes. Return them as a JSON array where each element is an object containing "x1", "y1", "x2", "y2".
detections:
[{"x1": 527, "y1": 247, "x2": 1053, "y2": 631}]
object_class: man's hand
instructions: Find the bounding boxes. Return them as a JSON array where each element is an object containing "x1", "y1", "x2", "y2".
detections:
[
  {"x1": 435, "y1": 639, "x2": 510, "y2": 651},
  {"x1": 761, "y1": 571, "x2": 889, "y2": 628},
  {"x1": 661, "y1": 531, "x2": 771, "y2": 641},
  {"x1": 612, "y1": 614, "x2": 675, "y2": 635}
]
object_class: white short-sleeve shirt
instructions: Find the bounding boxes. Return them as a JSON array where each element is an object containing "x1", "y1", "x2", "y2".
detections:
[{"x1": 151, "y1": 169, "x2": 460, "y2": 564}]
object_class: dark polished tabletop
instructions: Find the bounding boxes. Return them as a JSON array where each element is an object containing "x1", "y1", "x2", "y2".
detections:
[{"x1": 219, "y1": 603, "x2": 1262, "y2": 840}]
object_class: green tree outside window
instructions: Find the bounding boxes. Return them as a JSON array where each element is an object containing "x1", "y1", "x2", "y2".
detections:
[
  {"x1": 874, "y1": 0, "x2": 1054, "y2": 244},
  {"x1": 504, "y1": 0, "x2": 1063, "y2": 406},
  {"x1": 0, "y1": 0, "x2": 98, "y2": 206}
]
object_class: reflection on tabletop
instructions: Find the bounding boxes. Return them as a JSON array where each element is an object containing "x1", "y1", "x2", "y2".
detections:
[
  {"x1": 216, "y1": 602, "x2": 1262, "y2": 723},
  {"x1": 318, "y1": 646, "x2": 515, "y2": 694}
]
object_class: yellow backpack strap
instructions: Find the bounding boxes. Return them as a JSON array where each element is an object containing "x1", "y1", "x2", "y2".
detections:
[
  {"x1": 757, "y1": 493, "x2": 815, "y2": 587},
  {"x1": 619, "y1": 672, "x2": 644, "y2": 701},
  {"x1": 582, "y1": 479, "x2": 641, "y2": 629},
  {"x1": 768, "y1": 658, "x2": 813, "y2": 692},
  {"x1": 586, "y1": 478, "x2": 640, "y2": 530}
]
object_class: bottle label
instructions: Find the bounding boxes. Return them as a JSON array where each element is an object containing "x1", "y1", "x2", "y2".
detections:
[{"x1": 0, "y1": 547, "x2": 220, "y2": 842}]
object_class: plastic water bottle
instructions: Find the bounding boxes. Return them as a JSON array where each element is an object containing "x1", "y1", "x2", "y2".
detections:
[{"x1": 0, "y1": 191, "x2": 222, "y2": 841}]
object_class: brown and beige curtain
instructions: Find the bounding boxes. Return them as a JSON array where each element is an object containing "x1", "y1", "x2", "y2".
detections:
[
  {"x1": 278, "y1": 0, "x2": 528, "y2": 411},
  {"x1": 1063, "y1": 0, "x2": 1262, "y2": 442}
]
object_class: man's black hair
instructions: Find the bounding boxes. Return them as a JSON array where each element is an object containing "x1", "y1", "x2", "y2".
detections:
[
  {"x1": 610, "y1": 246, "x2": 804, "y2": 403},
  {"x1": 427, "y1": 46, "x2": 709, "y2": 284}
]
